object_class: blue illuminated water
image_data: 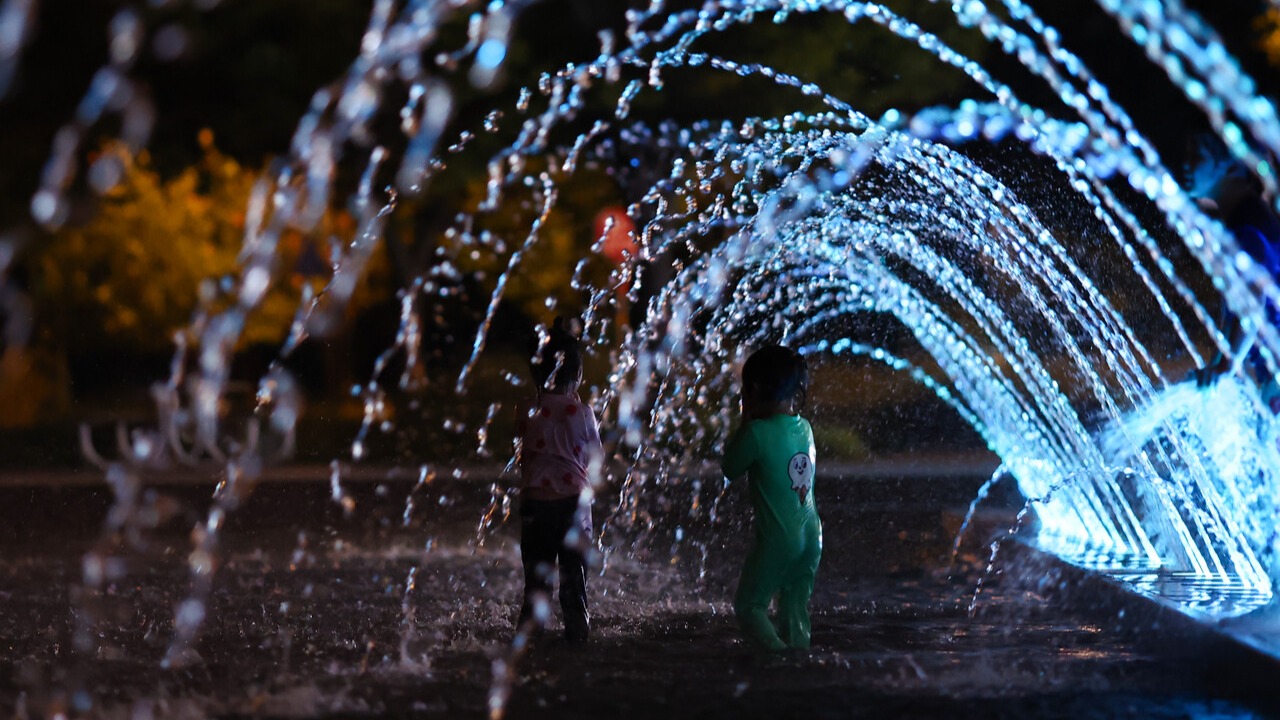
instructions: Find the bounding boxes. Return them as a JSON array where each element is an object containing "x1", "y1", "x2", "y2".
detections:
[
  {"x1": 5, "y1": 0, "x2": 1280, "y2": 714},
  {"x1": 588, "y1": 1, "x2": 1280, "y2": 619}
]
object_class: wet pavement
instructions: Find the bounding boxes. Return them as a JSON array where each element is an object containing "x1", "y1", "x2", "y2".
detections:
[{"x1": 0, "y1": 465, "x2": 1275, "y2": 718}]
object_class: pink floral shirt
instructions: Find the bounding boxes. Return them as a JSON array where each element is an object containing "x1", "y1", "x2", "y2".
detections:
[{"x1": 518, "y1": 393, "x2": 603, "y2": 500}]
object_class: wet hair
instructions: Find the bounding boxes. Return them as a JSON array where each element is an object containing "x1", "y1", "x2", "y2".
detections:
[
  {"x1": 741, "y1": 344, "x2": 808, "y2": 410},
  {"x1": 530, "y1": 316, "x2": 583, "y2": 391}
]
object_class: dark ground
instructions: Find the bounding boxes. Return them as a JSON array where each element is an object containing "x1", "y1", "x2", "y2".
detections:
[{"x1": 0, "y1": 462, "x2": 1276, "y2": 719}]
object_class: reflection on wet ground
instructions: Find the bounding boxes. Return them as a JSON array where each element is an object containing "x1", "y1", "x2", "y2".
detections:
[
  {"x1": 1033, "y1": 541, "x2": 1275, "y2": 619},
  {"x1": 0, "y1": 469, "x2": 1274, "y2": 718},
  {"x1": 1115, "y1": 573, "x2": 1273, "y2": 619}
]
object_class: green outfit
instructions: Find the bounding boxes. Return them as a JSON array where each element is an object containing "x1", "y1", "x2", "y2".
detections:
[{"x1": 721, "y1": 413, "x2": 822, "y2": 650}]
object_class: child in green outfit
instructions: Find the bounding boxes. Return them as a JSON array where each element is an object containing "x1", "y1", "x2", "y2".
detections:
[{"x1": 721, "y1": 344, "x2": 823, "y2": 651}]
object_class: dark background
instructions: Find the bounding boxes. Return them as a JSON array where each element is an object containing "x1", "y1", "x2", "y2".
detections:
[
  {"x1": 7, "y1": 0, "x2": 1274, "y2": 215},
  {"x1": 1, "y1": 0, "x2": 1277, "y2": 465}
]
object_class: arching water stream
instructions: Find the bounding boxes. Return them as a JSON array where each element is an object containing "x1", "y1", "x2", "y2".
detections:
[{"x1": 3, "y1": 0, "x2": 1280, "y2": 717}]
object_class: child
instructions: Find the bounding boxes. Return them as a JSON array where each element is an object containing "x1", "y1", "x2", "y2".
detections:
[
  {"x1": 721, "y1": 344, "x2": 823, "y2": 651},
  {"x1": 515, "y1": 317, "x2": 602, "y2": 645}
]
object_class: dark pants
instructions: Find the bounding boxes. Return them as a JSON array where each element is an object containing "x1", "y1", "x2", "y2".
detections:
[{"x1": 518, "y1": 496, "x2": 591, "y2": 643}]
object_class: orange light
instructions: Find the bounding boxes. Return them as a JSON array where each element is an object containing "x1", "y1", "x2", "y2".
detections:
[{"x1": 593, "y1": 206, "x2": 636, "y2": 264}]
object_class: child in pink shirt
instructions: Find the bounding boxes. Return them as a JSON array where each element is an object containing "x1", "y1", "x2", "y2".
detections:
[{"x1": 516, "y1": 317, "x2": 602, "y2": 645}]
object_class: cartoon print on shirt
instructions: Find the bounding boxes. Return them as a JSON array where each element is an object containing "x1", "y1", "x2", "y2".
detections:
[{"x1": 787, "y1": 451, "x2": 814, "y2": 504}]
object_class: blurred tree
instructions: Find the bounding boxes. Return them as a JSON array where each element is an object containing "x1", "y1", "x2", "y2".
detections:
[
  {"x1": 650, "y1": 0, "x2": 989, "y2": 122},
  {"x1": 1258, "y1": 8, "x2": 1280, "y2": 66},
  {"x1": 442, "y1": 162, "x2": 621, "y2": 327},
  {"x1": 7, "y1": 131, "x2": 388, "y2": 426},
  {"x1": 35, "y1": 132, "x2": 255, "y2": 356}
]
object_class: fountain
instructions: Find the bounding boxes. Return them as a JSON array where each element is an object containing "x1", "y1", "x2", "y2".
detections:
[{"x1": 2, "y1": 0, "x2": 1280, "y2": 716}]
